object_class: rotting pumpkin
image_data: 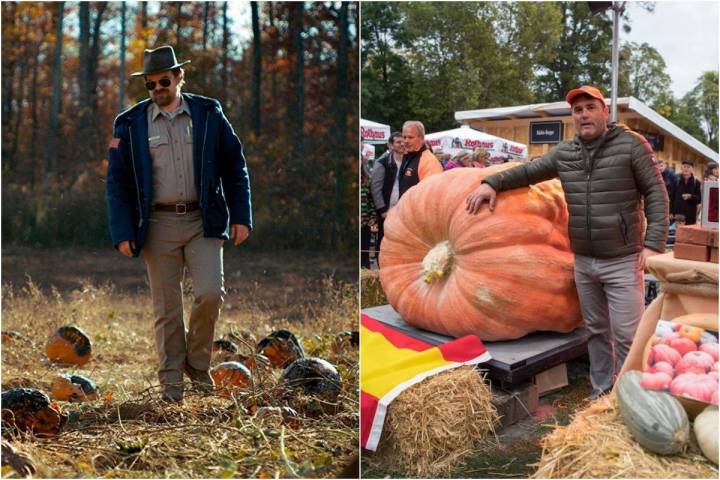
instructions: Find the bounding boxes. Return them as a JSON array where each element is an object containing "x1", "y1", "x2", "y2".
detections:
[
  {"x1": 51, "y1": 374, "x2": 99, "y2": 402},
  {"x1": 280, "y1": 357, "x2": 341, "y2": 401},
  {"x1": 1, "y1": 388, "x2": 67, "y2": 437},
  {"x1": 210, "y1": 361, "x2": 252, "y2": 397},
  {"x1": 256, "y1": 330, "x2": 304, "y2": 368},
  {"x1": 379, "y1": 163, "x2": 583, "y2": 340},
  {"x1": 45, "y1": 325, "x2": 92, "y2": 366}
]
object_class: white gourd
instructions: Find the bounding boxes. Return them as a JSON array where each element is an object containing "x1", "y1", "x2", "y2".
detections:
[{"x1": 694, "y1": 405, "x2": 718, "y2": 465}]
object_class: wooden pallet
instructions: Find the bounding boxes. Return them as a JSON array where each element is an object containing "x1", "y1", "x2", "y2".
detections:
[{"x1": 363, "y1": 304, "x2": 590, "y2": 390}]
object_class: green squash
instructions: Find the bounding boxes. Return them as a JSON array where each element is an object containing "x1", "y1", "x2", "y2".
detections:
[{"x1": 616, "y1": 370, "x2": 690, "y2": 455}]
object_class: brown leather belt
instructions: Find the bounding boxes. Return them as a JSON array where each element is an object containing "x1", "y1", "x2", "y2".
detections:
[{"x1": 153, "y1": 202, "x2": 200, "y2": 214}]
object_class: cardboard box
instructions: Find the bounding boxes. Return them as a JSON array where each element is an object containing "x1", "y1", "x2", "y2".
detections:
[
  {"x1": 534, "y1": 363, "x2": 568, "y2": 396},
  {"x1": 673, "y1": 242, "x2": 709, "y2": 262},
  {"x1": 676, "y1": 224, "x2": 719, "y2": 247},
  {"x1": 711, "y1": 247, "x2": 718, "y2": 264}
]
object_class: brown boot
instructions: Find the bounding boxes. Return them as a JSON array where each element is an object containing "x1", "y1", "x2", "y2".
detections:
[
  {"x1": 160, "y1": 384, "x2": 184, "y2": 404},
  {"x1": 184, "y1": 363, "x2": 215, "y2": 395}
]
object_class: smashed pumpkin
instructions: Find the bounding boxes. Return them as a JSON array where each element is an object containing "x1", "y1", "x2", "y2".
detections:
[
  {"x1": 281, "y1": 357, "x2": 341, "y2": 401},
  {"x1": 45, "y1": 325, "x2": 92, "y2": 366},
  {"x1": 379, "y1": 163, "x2": 583, "y2": 341},
  {"x1": 256, "y1": 330, "x2": 304, "y2": 368},
  {"x1": 51, "y1": 374, "x2": 98, "y2": 402},
  {"x1": 210, "y1": 361, "x2": 252, "y2": 397},
  {"x1": 1, "y1": 388, "x2": 67, "y2": 437}
]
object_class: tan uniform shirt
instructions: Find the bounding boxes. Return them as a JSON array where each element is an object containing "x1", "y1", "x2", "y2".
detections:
[{"x1": 147, "y1": 99, "x2": 197, "y2": 205}]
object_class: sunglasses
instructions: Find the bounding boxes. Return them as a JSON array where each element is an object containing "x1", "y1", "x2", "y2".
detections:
[{"x1": 145, "y1": 78, "x2": 172, "y2": 90}]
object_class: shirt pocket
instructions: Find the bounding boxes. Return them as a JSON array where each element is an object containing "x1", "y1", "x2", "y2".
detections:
[{"x1": 149, "y1": 135, "x2": 171, "y2": 169}]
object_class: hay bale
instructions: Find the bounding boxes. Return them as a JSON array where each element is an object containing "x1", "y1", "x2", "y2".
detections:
[
  {"x1": 361, "y1": 268, "x2": 386, "y2": 307},
  {"x1": 533, "y1": 394, "x2": 718, "y2": 479},
  {"x1": 373, "y1": 366, "x2": 499, "y2": 477}
]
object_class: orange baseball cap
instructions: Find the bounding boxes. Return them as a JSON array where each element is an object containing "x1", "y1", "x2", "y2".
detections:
[{"x1": 565, "y1": 85, "x2": 606, "y2": 105}]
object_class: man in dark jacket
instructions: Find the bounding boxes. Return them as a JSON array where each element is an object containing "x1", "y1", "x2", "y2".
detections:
[
  {"x1": 466, "y1": 86, "x2": 668, "y2": 399},
  {"x1": 659, "y1": 160, "x2": 677, "y2": 214},
  {"x1": 672, "y1": 160, "x2": 702, "y2": 225},
  {"x1": 106, "y1": 46, "x2": 252, "y2": 403}
]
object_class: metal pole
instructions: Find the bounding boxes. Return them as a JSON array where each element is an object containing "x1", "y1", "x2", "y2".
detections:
[{"x1": 610, "y1": 2, "x2": 623, "y2": 123}]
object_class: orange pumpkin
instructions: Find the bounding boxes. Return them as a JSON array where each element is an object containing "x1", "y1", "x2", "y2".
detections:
[
  {"x1": 1, "y1": 388, "x2": 67, "y2": 437},
  {"x1": 379, "y1": 163, "x2": 583, "y2": 341},
  {"x1": 678, "y1": 325, "x2": 704, "y2": 343},
  {"x1": 210, "y1": 361, "x2": 252, "y2": 397},
  {"x1": 45, "y1": 326, "x2": 92, "y2": 366},
  {"x1": 51, "y1": 374, "x2": 98, "y2": 402},
  {"x1": 256, "y1": 330, "x2": 304, "y2": 368},
  {"x1": 235, "y1": 353, "x2": 272, "y2": 375}
]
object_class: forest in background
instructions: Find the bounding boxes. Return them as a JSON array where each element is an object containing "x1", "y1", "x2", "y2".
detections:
[
  {"x1": 2, "y1": 1, "x2": 359, "y2": 252},
  {"x1": 362, "y1": 2, "x2": 718, "y2": 151}
]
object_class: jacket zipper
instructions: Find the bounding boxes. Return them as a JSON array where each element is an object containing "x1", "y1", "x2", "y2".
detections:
[
  {"x1": 128, "y1": 125, "x2": 143, "y2": 228},
  {"x1": 200, "y1": 111, "x2": 209, "y2": 208}
]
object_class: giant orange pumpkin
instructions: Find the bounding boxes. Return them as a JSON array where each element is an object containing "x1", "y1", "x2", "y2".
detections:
[{"x1": 379, "y1": 163, "x2": 583, "y2": 341}]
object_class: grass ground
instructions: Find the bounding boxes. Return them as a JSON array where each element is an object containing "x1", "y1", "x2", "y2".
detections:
[{"x1": 1, "y1": 247, "x2": 358, "y2": 478}]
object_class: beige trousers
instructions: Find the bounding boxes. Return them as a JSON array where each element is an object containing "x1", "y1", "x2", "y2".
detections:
[{"x1": 141, "y1": 209, "x2": 225, "y2": 388}]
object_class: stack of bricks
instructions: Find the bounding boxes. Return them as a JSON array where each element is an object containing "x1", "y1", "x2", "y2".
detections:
[{"x1": 673, "y1": 224, "x2": 719, "y2": 263}]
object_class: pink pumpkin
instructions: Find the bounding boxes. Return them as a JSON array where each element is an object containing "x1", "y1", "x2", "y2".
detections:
[
  {"x1": 669, "y1": 337, "x2": 697, "y2": 357},
  {"x1": 648, "y1": 344, "x2": 682, "y2": 367},
  {"x1": 713, "y1": 362, "x2": 719, "y2": 373},
  {"x1": 699, "y1": 342, "x2": 719, "y2": 362},
  {"x1": 676, "y1": 351, "x2": 715, "y2": 375},
  {"x1": 640, "y1": 371, "x2": 673, "y2": 391},
  {"x1": 648, "y1": 361, "x2": 675, "y2": 378},
  {"x1": 670, "y1": 373, "x2": 717, "y2": 403},
  {"x1": 712, "y1": 389, "x2": 719, "y2": 405}
]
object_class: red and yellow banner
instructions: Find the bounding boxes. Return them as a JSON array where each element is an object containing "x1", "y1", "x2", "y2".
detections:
[{"x1": 360, "y1": 313, "x2": 491, "y2": 451}]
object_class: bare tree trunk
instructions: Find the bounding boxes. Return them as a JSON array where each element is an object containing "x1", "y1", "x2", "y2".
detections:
[
  {"x1": 1, "y1": 2, "x2": 17, "y2": 171},
  {"x1": 119, "y1": 1, "x2": 127, "y2": 113},
  {"x1": 29, "y1": 34, "x2": 43, "y2": 186},
  {"x1": 292, "y1": 2, "x2": 304, "y2": 164},
  {"x1": 45, "y1": 1, "x2": 65, "y2": 182},
  {"x1": 268, "y1": 4, "x2": 277, "y2": 122},
  {"x1": 203, "y1": 2, "x2": 210, "y2": 51},
  {"x1": 332, "y1": 1, "x2": 350, "y2": 247},
  {"x1": 175, "y1": 2, "x2": 182, "y2": 51},
  {"x1": 251, "y1": 1, "x2": 261, "y2": 136},
  {"x1": 221, "y1": 2, "x2": 229, "y2": 93}
]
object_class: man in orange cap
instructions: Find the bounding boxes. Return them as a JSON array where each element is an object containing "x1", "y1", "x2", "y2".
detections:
[{"x1": 465, "y1": 85, "x2": 669, "y2": 399}]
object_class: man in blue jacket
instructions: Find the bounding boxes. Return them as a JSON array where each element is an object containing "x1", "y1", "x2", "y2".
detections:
[{"x1": 106, "y1": 46, "x2": 252, "y2": 403}]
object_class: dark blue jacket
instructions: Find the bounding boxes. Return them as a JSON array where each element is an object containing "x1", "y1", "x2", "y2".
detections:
[{"x1": 106, "y1": 93, "x2": 252, "y2": 257}]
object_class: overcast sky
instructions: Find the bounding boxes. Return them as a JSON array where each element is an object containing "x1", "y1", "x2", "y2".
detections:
[{"x1": 620, "y1": 1, "x2": 718, "y2": 97}]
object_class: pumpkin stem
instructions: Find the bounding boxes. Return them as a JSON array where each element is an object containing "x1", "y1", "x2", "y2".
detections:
[{"x1": 422, "y1": 241, "x2": 454, "y2": 284}]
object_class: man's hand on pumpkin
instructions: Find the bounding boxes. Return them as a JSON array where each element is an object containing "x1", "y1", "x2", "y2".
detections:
[{"x1": 466, "y1": 183, "x2": 497, "y2": 214}]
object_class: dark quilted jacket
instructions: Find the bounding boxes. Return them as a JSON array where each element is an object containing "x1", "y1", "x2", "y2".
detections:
[{"x1": 483, "y1": 124, "x2": 668, "y2": 258}]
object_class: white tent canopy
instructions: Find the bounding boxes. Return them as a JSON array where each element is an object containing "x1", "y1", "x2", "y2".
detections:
[
  {"x1": 361, "y1": 118, "x2": 391, "y2": 144},
  {"x1": 425, "y1": 125, "x2": 528, "y2": 162}
]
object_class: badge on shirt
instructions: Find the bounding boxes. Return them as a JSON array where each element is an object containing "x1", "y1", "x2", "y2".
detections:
[
  {"x1": 109, "y1": 138, "x2": 121, "y2": 149},
  {"x1": 148, "y1": 135, "x2": 161, "y2": 142},
  {"x1": 404, "y1": 168, "x2": 414, "y2": 177}
]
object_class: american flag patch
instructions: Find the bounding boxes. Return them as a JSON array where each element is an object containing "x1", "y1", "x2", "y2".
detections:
[{"x1": 109, "y1": 138, "x2": 121, "y2": 149}]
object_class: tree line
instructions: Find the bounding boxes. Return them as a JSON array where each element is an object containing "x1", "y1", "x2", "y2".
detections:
[
  {"x1": 361, "y1": 2, "x2": 717, "y2": 151},
  {"x1": 2, "y1": 1, "x2": 359, "y2": 252}
]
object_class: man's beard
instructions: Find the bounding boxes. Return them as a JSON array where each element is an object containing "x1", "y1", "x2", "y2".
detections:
[{"x1": 152, "y1": 89, "x2": 176, "y2": 107}]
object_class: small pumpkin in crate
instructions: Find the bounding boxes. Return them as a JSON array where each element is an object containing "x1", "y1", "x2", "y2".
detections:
[
  {"x1": 256, "y1": 330, "x2": 304, "y2": 368},
  {"x1": 616, "y1": 370, "x2": 689, "y2": 455},
  {"x1": 51, "y1": 374, "x2": 98, "y2": 402},
  {"x1": 331, "y1": 331, "x2": 359, "y2": 355},
  {"x1": 210, "y1": 361, "x2": 252, "y2": 397},
  {"x1": 45, "y1": 325, "x2": 92, "y2": 366},
  {"x1": 280, "y1": 357, "x2": 341, "y2": 401},
  {"x1": 642, "y1": 313, "x2": 719, "y2": 417},
  {"x1": 379, "y1": 164, "x2": 583, "y2": 341},
  {"x1": 1, "y1": 388, "x2": 67, "y2": 437}
]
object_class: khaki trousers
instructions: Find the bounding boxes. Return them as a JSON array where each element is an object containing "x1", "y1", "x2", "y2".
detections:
[
  {"x1": 574, "y1": 253, "x2": 645, "y2": 396},
  {"x1": 142, "y1": 209, "x2": 225, "y2": 389}
]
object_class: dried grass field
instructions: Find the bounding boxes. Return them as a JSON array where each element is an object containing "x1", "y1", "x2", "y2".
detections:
[{"x1": 1, "y1": 247, "x2": 358, "y2": 478}]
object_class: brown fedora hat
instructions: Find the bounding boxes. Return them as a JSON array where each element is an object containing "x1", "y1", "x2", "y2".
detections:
[{"x1": 130, "y1": 45, "x2": 191, "y2": 77}]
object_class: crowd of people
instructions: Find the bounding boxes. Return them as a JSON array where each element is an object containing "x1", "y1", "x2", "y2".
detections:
[{"x1": 659, "y1": 158, "x2": 718, "y2": 227}]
